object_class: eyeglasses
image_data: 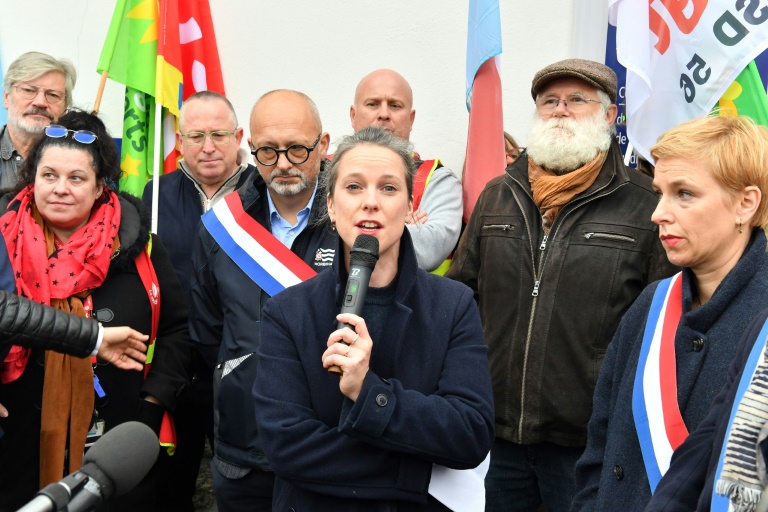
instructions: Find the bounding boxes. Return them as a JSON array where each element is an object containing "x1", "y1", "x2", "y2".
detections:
[
  {"x1": 536, "y1": 95, "x2": 602, "y2": 112},
  {"x1": 181, "y1": 130, "x2": 236, "y2": 146},
  {"x1": 250, "y1": 133, "x2": 322, "y2": 166},
  {"x1": 45, "y1": 125, "x2": 98, "y2": 144},
  {"x1": 12, "y1": 83, "x2": 65, "y2": 104}
]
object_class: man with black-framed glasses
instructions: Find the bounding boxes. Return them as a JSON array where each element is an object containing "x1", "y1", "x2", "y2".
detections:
[
  {"x1": 1, "y1": 52, "x2": 76, "y2": 190},
  {"x1": 190, "y1": 89, "x2": 337, "y2": 512}
]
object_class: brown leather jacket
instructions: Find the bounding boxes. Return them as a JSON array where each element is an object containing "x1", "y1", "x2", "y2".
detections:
[{"x1": 447, "y1": 141, "x2": 676, "y2": 447}]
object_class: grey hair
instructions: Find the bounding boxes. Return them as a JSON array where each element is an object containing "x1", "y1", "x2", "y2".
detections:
[
  {"x1": 179, "y1": 90, "x2": 238, "y2": 132},
  {"x1": 325, "y1": 126, "x2": 416, "y2": 200},
  {"x1": 4, "y1": 52, "x2": 77, "y2": 107},
  {"x1": 595, "y1": 89, "x2": 617, "y2": 134}
]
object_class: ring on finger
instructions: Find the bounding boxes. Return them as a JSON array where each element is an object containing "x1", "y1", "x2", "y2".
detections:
[
  {"x1": 345, "y1": 344, "x2": 352, "y2": 357},
  {"x1": 350, "y1": 333, "x2": 360, "y2": 345}
]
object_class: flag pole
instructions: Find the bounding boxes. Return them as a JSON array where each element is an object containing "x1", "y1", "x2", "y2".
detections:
[
  {"x1": 151, "y1": 102, "x2": 162, "y2": 234},
  {"x1": 93, "y1": 70, "x2": 110, "y2": 114}
]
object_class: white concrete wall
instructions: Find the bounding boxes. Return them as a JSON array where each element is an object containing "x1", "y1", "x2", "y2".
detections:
[{"x1": 0, "y1": 0, "x2": 609, "y2": 175}]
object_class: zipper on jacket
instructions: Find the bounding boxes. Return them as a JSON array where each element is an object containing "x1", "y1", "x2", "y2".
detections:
[
  {"x1": 509, "y1": 172, "x2": 628, "y2": 444},
  {"x1": 482, "y1": 224, "x2": 513, "y2": 232},
  {"x1": 583, "y1": 232, "x2": 636, "y2": 243}
]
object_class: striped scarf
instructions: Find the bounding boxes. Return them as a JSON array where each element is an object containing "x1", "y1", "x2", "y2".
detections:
[{"x1": 717, "y1": 344, "x2": 768, "y2": 511}]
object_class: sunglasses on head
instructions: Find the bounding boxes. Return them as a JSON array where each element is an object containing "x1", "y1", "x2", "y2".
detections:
[{"x1": 45, "y1": 125, "x2": 98, "y2": 144}]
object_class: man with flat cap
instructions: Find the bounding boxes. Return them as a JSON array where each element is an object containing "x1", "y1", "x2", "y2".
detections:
[{"x1": 446, "y1": 58, "x2": 674, "y2": 511}]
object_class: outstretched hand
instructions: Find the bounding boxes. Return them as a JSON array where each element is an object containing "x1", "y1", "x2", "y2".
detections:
[{"x1": 99, "y1": 326, "x2": 149, "y2": 371}]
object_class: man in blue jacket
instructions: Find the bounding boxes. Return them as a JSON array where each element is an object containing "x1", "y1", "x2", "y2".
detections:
[
  {"x1": 189, "y1": 89, "x2": 337, "y2": 512},
  {"x1": 142, "y1": 91, "x2": 254, "y2": 511}
]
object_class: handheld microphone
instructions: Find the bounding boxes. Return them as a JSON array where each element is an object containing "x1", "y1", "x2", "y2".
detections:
[
  {"x1": 18, "y1": 421, "x2": 159, "y2": 512},
  {"x1": 328, "y1": 234, "x2": 379, "y2": 374}
]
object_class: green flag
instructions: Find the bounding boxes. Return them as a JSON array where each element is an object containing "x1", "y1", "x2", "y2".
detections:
[
  {"x1": 98, "y1": 0, "x2": 161, "y2": 196},
  {"x1": 715, "y1": 61, "x2": 768, "y2": 126},
  {"x1": 120, "y1": 88, "x2": 157, "y2": 197},
  {"x1": 97, "y1": 0, "x2": 157, "y2": 94}
]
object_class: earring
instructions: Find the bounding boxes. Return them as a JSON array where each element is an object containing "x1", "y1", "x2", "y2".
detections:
[
  {"x1": 331, "y1": 221, "x2": 336, "y2": 232},
  {"x1": 738, "y1": 219, "x2": 743, "y2": 234}
]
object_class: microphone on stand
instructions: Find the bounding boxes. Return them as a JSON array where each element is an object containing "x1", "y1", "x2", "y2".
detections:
[
  {"x1": 328, "y1": 234, "x2": 379, "y2": 374},
  {"x1": 18, "y1": 421, "x2": 159, "y2": 512}
]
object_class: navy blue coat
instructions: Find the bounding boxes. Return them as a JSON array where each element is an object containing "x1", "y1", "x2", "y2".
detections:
[
  {"x1": 253, "y1": 231, "x2": 495, "y2": 511},
  {"x1": 572, "y1": 230, "x2": 768, "y2": 511},
  {"x1": 190, "y1": 169, "x2": 338, "y2": 471},
  {"x1": 141, "y1": 164, "x2": 254, "y2": 301},
  {"x1": 646, "y1": 306, "x2": 768, "y2": 511}
]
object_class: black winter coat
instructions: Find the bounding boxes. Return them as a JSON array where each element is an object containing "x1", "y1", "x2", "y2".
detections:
[
  {"x1": 190, "y1": 170, "x2": 338, "y2": 471},
  {"x1": 0, "y1": 193, "x2": 190, "y2": 511}
]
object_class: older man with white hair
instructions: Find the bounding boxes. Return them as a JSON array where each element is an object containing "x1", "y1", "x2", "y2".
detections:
[
  {"x1": 447, "y1": 58, "x2": 675, "y2": 511},
  {"x1": 1, "y1": 52, "x2": 76, "y2": 189}
]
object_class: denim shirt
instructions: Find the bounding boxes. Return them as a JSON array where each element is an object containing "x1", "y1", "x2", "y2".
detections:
[{"x1": 0, "y1": 125, "x2": 23, "y2": 191}]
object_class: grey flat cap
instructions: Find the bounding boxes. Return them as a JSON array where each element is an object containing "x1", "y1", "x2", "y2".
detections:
[{"x1": 531, "y1": 58, "x2": 618, "y2": 103}]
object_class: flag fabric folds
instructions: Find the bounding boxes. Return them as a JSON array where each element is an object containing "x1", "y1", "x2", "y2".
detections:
[
  {"x1": 716, "y1": 61, "x2": 768, "y2": 126},
  {"x1": 98, "y1": 0, "x2": 226, "y2": 196},
  {"x1": 464, "y1": 0, "x2": 504, "y2": 222},
  {"x1": 609, "y1": 0, "x2": 768, "y2": 162}
]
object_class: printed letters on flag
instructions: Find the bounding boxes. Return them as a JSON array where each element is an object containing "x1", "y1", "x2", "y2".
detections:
[{"x1": 609, "y1": 0, "x2": 768, "y2": 161}]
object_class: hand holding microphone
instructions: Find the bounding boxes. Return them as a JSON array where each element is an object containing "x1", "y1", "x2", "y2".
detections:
[{"x1": 327, "y1": 235, "x2": 378, "y2": 375}]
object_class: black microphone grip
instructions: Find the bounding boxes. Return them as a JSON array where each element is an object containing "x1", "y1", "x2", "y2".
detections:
[
  {"x1": 328, "y1": 235, "x2": 379, "y2": 374},
  {"x1": 336, "y1": 263, "x2": 374, "y2": 330}
]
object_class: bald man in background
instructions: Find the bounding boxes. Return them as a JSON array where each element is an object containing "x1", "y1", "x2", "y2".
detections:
[{"x1": 350, "y1": 69, "x2": 462, "y2": 273}]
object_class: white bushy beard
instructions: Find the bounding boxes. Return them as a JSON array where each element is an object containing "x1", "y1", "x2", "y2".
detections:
[{"x1": 526, "y1": 109, "x2": 612, "y2": 175}]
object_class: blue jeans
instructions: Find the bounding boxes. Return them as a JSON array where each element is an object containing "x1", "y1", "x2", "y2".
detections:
[{"x1": 485, "y1": 438, "x2": 584, "y2": 512}]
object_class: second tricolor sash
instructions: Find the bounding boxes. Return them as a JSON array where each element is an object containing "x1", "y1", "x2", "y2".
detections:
[
  {"x1": 202, "y1": 192, "x2": 317, "y2": 296},
  {"x1": 633, "y1": 271, "x2": 688, "y2": 492}
]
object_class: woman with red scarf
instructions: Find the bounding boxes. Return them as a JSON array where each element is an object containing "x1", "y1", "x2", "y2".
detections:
[{"x1": 0, "y1": 110, "x2": 190, "y2": 511}]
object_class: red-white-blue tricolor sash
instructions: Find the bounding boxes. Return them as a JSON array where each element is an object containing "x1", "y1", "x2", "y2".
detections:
[
  {"x1": 710, "y1": 318, "x2": 768, "y2": 511},
  {"x1": 633, "y1": 272, "x2": 688, "y2": 492},
  {"x1": 202, "y1": 192, "x2": 317, "y2": 296}
]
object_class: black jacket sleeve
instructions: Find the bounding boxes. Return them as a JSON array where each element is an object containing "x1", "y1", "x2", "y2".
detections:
[{"x1": 0, "y1": 290, "x2": 100, "y2": 359}]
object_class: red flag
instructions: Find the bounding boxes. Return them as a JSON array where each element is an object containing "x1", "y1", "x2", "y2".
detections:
[
  {"x1": 464, "y1": 58, "x2": 504, "y2": 222},
  {"x1": 162, "y1": 0, "x2": 227, "y2": 173},
  {"x1": 178, "y1": 0, "x2": 225, "y2": 98},
  {"x1": 464, "y1": 0, "x2": 504, "y2": 222}
]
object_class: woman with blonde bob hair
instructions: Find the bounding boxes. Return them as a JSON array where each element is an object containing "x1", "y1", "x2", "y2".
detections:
[{"x1": 573, "y1": 115, "x2": 768, "y2": 512}]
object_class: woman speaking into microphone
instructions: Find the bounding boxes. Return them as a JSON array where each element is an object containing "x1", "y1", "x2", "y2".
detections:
[{"x1": 253, "y1": 126, "x2": 494, "y2": 511}]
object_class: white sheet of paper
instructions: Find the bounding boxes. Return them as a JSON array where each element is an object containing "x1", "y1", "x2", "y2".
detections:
[{"x1": 428, "y1": 452, "x2": 490, "y2": 511}]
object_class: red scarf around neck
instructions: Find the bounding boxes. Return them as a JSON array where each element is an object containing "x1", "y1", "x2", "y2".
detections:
[{"x1": 0, "y1": 185, "x2": 120, "y2": 382}]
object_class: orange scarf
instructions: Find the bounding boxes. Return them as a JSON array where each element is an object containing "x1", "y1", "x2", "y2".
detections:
[{"x1": 527, "y1": 151, "x2": 608, "y2": 232}]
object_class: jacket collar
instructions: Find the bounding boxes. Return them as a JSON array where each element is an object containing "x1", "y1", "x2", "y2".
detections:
[
  {"x1": 682, "y1": 228, "x2": 768, "y2": 332},
  {"x1": 179, "y1": 160, "x2": 251, "y2": 201},
  {"x1": 239, "y1": 160, "x2": 329, "y2": 226}
]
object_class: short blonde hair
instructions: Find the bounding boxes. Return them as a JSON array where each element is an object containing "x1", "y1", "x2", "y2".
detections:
[{"x1": 651, "y1": 115, "x2": 768, "y2": 230}]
